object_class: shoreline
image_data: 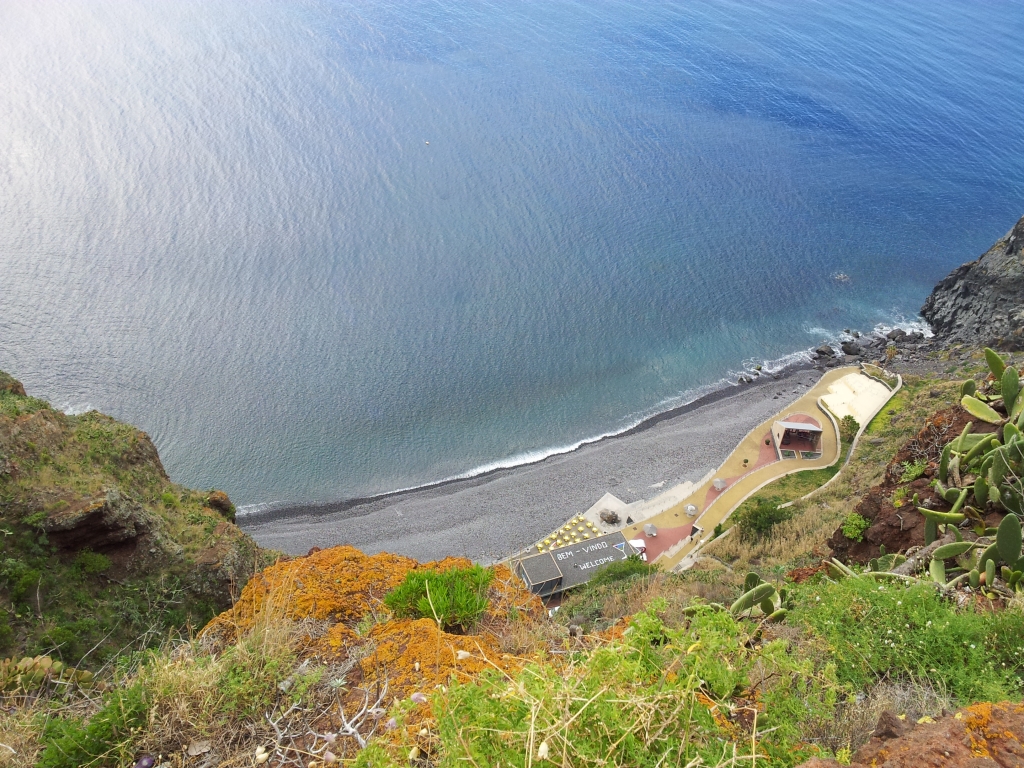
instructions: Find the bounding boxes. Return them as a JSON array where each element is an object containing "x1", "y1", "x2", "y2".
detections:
[
  {"x1": 241, "y1": 358, "x2": 817, "y2": 524},
  {"x1": 241, "y1": 360, "x2": 828, "y2": 563}
]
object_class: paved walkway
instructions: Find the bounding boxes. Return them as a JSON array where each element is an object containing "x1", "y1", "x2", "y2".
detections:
[{"x1": 623, "y1": 367, "x2": 894, "y2": 569}]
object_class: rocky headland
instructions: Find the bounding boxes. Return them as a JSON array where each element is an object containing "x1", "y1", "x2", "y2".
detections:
[
  {"x1": 923, "y1": 213, "x2": 1024, "y2": 351},
  {"x1": 0, "y1": 370, "x2": 272, "y2": 664}
]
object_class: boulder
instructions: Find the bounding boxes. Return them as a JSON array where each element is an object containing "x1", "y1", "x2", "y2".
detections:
[
  {"x1": 599, "y1": 509, "x2": 620, "y2": 525},
  {"x1": 815, "y1": 344, "x2": 836, "y2": 357},
  {"x1": 207, "y1": 489, "x2": 236, "y2": 522},
  {"x1": 42, "y1": 489, "x2": 151, "y2": 553},
  {"x1": 0, "y1": 371, "x2": 26, "y2": 396}
]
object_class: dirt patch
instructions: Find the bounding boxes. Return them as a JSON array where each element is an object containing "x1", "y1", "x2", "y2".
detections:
[
  {"x1": 828, "y1": 405, "x2": 1003, "y2": 564},
  {"x1": 787, "y1": 562, "x2": 829, "y2": 583},
  {"x1": 799, "y1": 701, "x2": 1024, "y2": 767}
]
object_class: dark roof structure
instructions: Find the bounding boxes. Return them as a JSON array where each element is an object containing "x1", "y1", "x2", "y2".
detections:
[{"x1": 513, "y1": 532, "x2": 636, "y2": 598}]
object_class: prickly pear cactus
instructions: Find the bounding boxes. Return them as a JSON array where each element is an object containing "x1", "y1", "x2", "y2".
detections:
[{"x1": 0, "y1": 655, "x2": 95, "y2": 694}]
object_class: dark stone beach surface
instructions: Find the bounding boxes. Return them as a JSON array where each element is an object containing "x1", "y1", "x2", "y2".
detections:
[{"x1": 242, "y1": 364, "x2": 827, "y2": 563}]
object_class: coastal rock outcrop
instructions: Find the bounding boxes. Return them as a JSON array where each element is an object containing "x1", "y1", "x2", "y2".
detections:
[
  {"x1": 0, "y1": 369, "x2": 271, "y2": 662},
  {"x1": 922, "y1": 214, "x2": 1024, "y2": 350}
]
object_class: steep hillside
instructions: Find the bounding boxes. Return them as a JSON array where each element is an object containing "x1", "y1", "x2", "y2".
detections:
[
  {"x1": 922, "y1": 214, "x2": 1024, "y2": 350},
  {"x1": 0, "y1": 370, "x2": 271, "y2": 665},
  {"x1": 3, "y1": 359, "x2": 1024, "y2": 768}
]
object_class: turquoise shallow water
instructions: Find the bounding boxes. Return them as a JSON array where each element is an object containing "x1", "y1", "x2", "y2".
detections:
[{"x1": 1, "y1": 0, "x2": 1023, "y2": 509}]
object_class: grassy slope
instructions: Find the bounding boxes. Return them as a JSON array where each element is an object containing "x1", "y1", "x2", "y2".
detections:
[
  {"x1": 4, "y1": 358, "x2": 1024, "y2": 767},
  {"x1": 700, "y1": 372, "x2": 967, "y2": 577},
  {"x1": 0, "y1": 372, "x2": 272, "y2": 667}
]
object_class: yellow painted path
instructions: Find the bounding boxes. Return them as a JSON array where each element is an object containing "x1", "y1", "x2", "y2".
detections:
[{"x1": 628, "y1": 366, "x2": 896, "y2": 570}]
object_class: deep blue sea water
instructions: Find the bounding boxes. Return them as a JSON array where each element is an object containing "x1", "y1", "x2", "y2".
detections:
[{"x1": 2, "y1": 0, "x2": 1023, "y2": 510}]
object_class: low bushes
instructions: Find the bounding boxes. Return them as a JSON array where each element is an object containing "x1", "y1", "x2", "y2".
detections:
[
  {"x1": 793, "y1": 577, "x2": 1024, "y2": 703},
  {"x1": 38, "y1": 686, "x2": 147, "y2": 768},
  {"x1": 841, "y1": 512, "x2": 870, "y2": 542},
  {"x1": 421, "y1": 600, "x2": 837, "y2": 768},
  {"x1": 383, "y1": 565, "x2": 493, "y2": 634},
  {"x1": 735, "y1": 497, "x2": 792, "y2": 541}
]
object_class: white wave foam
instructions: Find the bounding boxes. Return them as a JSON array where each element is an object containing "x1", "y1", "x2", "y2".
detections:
[
  {"x1": 872, "y1": 313, "x2": 933, "y2": 338},
  {"x1": 344, "y1": 343, "x2": 828, "y2": 500},
  {"x1": 59, "y1": 402, "x2": 96, "y2": 416},
  {"x1": 242, "y1": 320, "x2": 900, "y2": 512},
  {"x1": 236, "y1": 501, "x2": 281, "y2": 517}
]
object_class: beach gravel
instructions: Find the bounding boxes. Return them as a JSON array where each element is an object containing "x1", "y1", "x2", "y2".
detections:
[{"x1": 242, "y1": 366, "x2": 824, "y2": 563}]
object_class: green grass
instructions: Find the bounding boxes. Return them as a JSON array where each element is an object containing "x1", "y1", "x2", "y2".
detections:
[
  {"x1": 792, "y1": 577, "x2": 1024, "y2": 703},
  {"x1": 0, "y1": 373, "x2": 269, "y2": 666},
  {"x1": 38, "y1": 685, "x2": 148, "y2": 768},
  {"x1": 414, "y1": 600, "x2": 838, "y2": 768},
  {"x1": 727, "y1": 439, "x2": 850, "y2": 529},
  {"x1": 384, "y1": 565, "x2": 493, "y2": 633}
]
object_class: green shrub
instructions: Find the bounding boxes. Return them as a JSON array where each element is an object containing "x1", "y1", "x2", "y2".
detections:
[
  {"x1": 898, "y1": 459, "x2": 928, "y2": 483},
  {"x1": 38, "y1": 685, "x2": 148, "y2": 768},
  {"x1": 839, "y1": 414, "x2": 860, "y2": 442},
  {"x1": 0, "y1": 611, "x2": 12, "y2": 653},
  {"x1": 74, "y1": 551, "x2": 111, "y2": 576},
  {"x1": 215, "y1": 634, "x2": 295, "y2": 720},
  {"x1": 792, "y1": 578, "x2": 1024, "y2": 703},
  {"x1": 160, "y1": 491, "x2": 179, "y2": 508},
  {"x1": 432, "y1": 600, "x2": 835, "y2": 767},
  {"x1": 587, "y1": 554, "x2": 658, "y2": 588},
  {"x1": 735, "y1": 497, "x2": 791, "y2": 541},
  {"x1": 841, "y1": 513, "x2": 871, "y2": 542},
  {"x1": 384, "y1": 566, "x2": 492, "y2": 633}
]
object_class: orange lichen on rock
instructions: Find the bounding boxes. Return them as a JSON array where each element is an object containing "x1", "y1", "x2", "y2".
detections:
[
  {"x1": 202, "y1": 545, "x2": 543, "y2": 662},
  {"x1": 799, "y1": 701, "x2": 1024, "y2": 768},
  {"x1": 202, "y1": 546, "x2": 419, "y2": 642},
  {"x1": 964, "y1": 701, "x2": 995, "y2": 757},
  {"x1": 358, "y1": 617, "x2": 522, "y2": 700}
]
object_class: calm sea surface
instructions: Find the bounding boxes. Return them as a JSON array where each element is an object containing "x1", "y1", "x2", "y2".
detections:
[{"x1": 2, "y1": 0, "x2": 1023, "y2": 510}]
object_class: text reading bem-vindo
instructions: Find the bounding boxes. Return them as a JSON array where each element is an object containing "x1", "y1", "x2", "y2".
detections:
[{"x1": 555, "y1": 541, "x2": 609, "y2": 561}]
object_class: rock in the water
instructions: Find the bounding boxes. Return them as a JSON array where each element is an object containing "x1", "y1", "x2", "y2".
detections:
[
  {"x1": 815, "y1": 344, "x2": 835, "y2": 357},
  {"x1": 922, "y1": 213, "x2": 1024, "y2": 350},
  {"x1": 840, "y1": 340, "x2": 861, "y2": 356}
]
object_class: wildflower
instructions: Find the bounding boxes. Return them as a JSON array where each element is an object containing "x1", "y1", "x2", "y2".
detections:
[
  {"x1": 323, "y1": 733, "x2": 337, "y2": 744},
  {"x1": 324, "y1": 751, "x2": 337, "y2": 764},
  {"x1": 538, "y1": 741, "x2": 550, "y2": 760},
  {"x1": 456, "y1": 650, "x2": 472, "y2": 660},
  {"x1": 386, "y1": 718, "x2": 398, "y2": 731},
  {"x1": 411, "y1": 692, "x2": 428, "y2": 704}
]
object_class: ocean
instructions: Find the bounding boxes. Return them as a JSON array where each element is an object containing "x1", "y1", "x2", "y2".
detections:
[{"x1": 1, "y1": 0, "x2": 1023, "y2": 512}]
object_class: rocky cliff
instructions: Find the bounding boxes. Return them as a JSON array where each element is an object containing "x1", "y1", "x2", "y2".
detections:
[
  {"x1": 922, "y1": 214, "x2": 1024, "y2": 349},
  {"x1": 0, "y1": 370, "x2": 273, "y2": 664}
]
